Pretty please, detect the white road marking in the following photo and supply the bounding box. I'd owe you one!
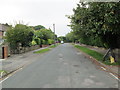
[109,73,120,82]
[101,67,106,71]
[0,76,9,84]
[20,68,23,70]
[0,67,24,84]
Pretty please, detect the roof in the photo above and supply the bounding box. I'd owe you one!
[0,24,8,32]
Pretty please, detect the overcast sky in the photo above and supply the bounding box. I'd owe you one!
[0,0,79,36]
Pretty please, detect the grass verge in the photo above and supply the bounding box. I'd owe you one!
[34,43,60,54]
[49,44,58,48]
[34,48,50,54]
[74,45,120,65]
[0,70,7,76]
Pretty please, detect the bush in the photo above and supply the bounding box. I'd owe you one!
[48,39,53,45]
[5,24,34,53]
[42,39,46,45]
[34,38,41,45]
[31,40,37,46]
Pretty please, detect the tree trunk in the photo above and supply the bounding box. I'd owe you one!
[103,48,116,62]
[103,48,110,61]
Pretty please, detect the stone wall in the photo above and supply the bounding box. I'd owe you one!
[11,45,40,54]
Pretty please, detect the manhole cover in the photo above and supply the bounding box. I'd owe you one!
[73,65,80,67]
[76,71,79,73]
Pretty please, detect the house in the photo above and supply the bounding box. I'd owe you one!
[0,23,9,59]
[0,24,8,45]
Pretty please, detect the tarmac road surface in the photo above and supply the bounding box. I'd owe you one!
[2,43,118,88]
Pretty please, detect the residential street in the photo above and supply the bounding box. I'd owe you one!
[2,44,118,88]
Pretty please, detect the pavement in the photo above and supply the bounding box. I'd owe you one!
[1,43,119,88]
[0,47,48,77]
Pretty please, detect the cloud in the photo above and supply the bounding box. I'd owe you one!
[0,0,79,36]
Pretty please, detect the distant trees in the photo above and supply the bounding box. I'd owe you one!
[68,2,120,49]
[66,32,78,43]
[33,28,55,45]
[58,36,66,43]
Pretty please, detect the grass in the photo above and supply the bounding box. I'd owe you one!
[0,70,7,74]
[75,45,103,61]
[34,43,60,54]
[49,44,57,48]
[74,45,120,65]
[49,43,61,48]
[34,48,50,54]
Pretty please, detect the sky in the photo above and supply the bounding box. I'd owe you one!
[0,0,80,36]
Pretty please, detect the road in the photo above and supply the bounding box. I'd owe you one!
[2,44,118,88]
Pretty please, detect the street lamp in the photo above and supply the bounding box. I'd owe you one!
[53,24,56,46]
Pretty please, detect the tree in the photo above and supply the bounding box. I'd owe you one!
[58,36,66,42]
[66,32,78,43]
[68,2,120,61]
[68,2,120,48]
[34,28,56,45]
[33,25,45,30]
[5,24,34,53]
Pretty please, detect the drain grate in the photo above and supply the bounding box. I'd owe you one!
[73,65,80,67]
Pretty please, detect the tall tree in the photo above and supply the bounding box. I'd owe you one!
[33,25,45,30]
[68,2,120,49]
[68,2,120,61]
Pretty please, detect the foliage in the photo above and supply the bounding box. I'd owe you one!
[34,28,56,45]
[5,24,34,53]
[39,29,53,40]
[31,25,45,30]
[31,40,37,46]
[58,36,66,42]
[48,39,54,45]
[34,38,41,45]
[66,32,78,43]
[68,2,120,49]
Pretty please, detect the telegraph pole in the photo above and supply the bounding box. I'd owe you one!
[53,24,56,46]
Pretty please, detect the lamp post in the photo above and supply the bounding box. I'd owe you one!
[53,24,56,46]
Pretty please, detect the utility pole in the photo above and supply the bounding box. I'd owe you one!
[53,24,56,46]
